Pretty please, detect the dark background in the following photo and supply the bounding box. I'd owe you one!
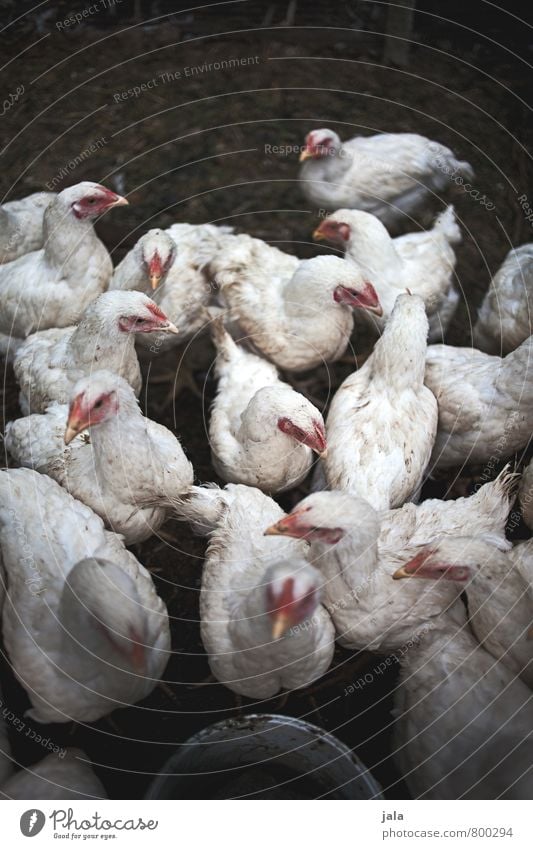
[0,0,532,799]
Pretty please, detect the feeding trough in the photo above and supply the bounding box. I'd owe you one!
[146,713,383,800]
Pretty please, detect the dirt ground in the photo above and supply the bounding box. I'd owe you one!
[1,1,532,799]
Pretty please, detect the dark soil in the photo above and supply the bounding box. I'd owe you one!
[0,1,532,799]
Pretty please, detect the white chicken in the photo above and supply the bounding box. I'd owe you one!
[0,746,106,800]
[299,128,473,226]
[110,223,231,350]
[165,220,233,248]
[0,468,170,724]
[0,182,127,353]
[171,483,334,697]
[13,290,178,414]
[393,537,533,688]
[314,205,461,340]
[265,472,514,651]
[0,190,55,263]
[5,370,194,545]
[425,336,533,468]
[211,233,382,372]
[474,244,533,354]
[323,294,437,510]
[208,316,326,493]
[392,603,533,799]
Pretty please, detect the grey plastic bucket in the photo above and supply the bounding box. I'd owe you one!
[146,713,383,799]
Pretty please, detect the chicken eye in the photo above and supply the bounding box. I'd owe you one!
[93,399,103,409]
[87,198,96,205]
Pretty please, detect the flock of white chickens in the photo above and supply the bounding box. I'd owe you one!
[0,126,532,800]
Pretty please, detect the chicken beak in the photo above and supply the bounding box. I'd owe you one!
[109,195,129,208]
[64,424,78,445]
[264,518,288,537]
[313,226,327,241]
[278,417,327,457]
[299,149,313,162]
[392,549,435,580]
[367,302,384,317]
[148,253,164,290]
[64,417,88,445]
[161,321,180,334]
[303,425,327,457]
[264,511,306,539]
[392,564,413,580]
[271,612,291,640]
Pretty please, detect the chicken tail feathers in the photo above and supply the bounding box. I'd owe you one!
[433,205,462,245]
[491,463,520,501]
[441,151,475,184]
[470,463,519,549]
[165,484,229,535]
[456,159,475,182]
